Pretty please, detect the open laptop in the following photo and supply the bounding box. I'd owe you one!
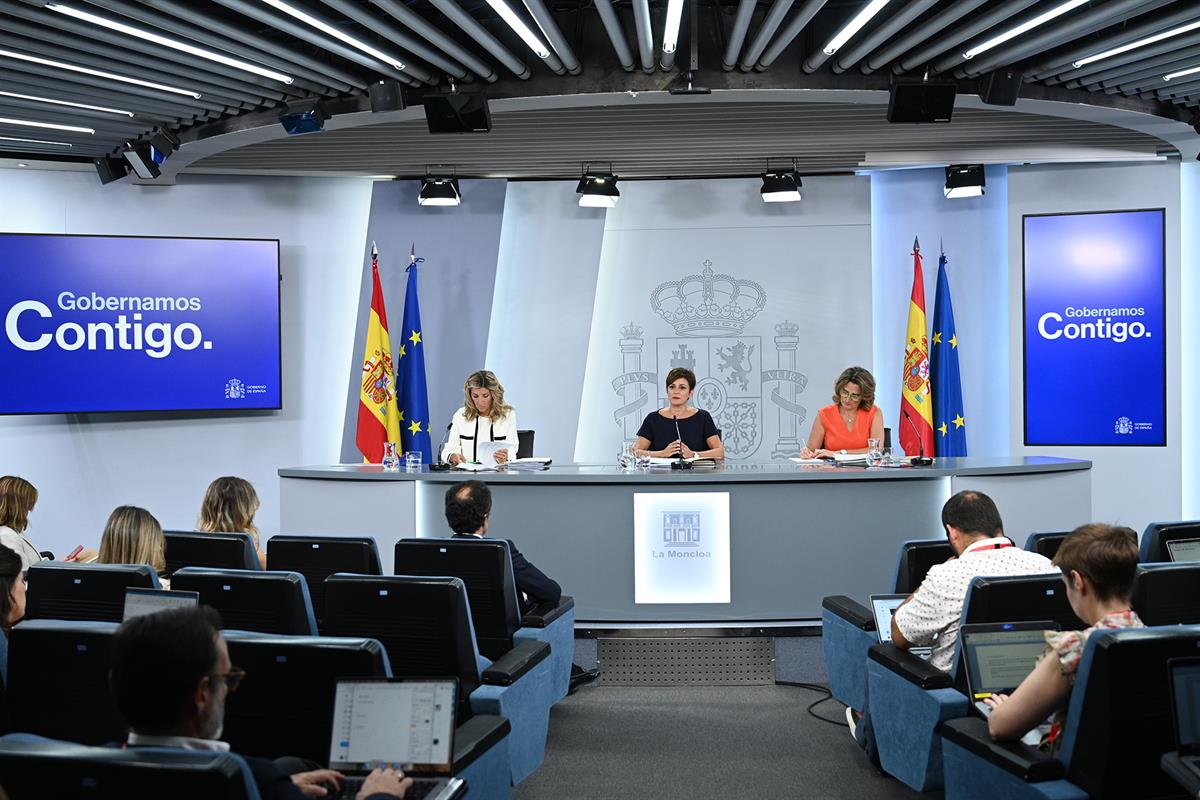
[869,594,931,659]
[961,621,1060,718]
[1167,658,1200,782]
[122,587,199,621]
[1166,538,1200,563]
[328,678,466,800]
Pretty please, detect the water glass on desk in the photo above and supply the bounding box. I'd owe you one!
[404,451,422,472]
[619,439,637,470]
[381,442,399,471]
[866,438,882,467]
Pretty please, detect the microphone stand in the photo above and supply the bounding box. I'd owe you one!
[902,409,934,466]
[429,422,454,471]
[671,413,692,470]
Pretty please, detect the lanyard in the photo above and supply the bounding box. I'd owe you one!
[965,539,1014,553]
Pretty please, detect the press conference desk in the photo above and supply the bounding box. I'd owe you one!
[278,458,1090,624]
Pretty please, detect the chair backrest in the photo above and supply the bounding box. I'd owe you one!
[164,531,259,575]
[962,573,1083,630]
[394,538,521,659]
[322,574,481,721]
[516,429,534,459]
[4,620,124,744]
[265,535,381,625]
[1140,520,1200,563]
[25,562,157,623]
[1061,625,1200,799]
[1131,563,1200,626]
[1023,530,1069,560]
[171,568,317,635]
[222,632,390,764]
[0,734,260,799]
[892,539,953,594]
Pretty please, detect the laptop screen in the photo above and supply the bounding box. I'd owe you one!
[1166,538,1200,563]
[329,679,456,775]
[1170,659,1200,753]
[869,595,906,643]
[122,588,199,621]
[962,626,1054,699]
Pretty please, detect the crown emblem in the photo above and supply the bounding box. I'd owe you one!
[650,260,766,337]
[775,320,799,336]
[620,322,644,339]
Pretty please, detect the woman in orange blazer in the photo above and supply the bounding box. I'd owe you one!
[800,366,885,457]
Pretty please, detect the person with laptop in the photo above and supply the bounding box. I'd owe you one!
[984,523,1144,751]
[110,606,414,800]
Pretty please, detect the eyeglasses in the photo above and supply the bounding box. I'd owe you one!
[839,389,862,401]
[211,667,246,692]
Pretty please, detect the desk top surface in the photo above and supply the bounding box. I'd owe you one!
[279,456,1091,484]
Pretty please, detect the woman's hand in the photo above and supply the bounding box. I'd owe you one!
[799,446,816,459]
[680,443,696,458]
[495,448,509,464]
[448,453,464,466]
[983,693,1010,710]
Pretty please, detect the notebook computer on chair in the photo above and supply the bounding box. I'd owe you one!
[122,587,199,621]
[328,678,466,800]
[1166,538,1200,563]
[960,621,1060,718]
[868,594,931,659]
[1166,658,1200,782]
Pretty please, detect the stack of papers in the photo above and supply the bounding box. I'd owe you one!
[454,457,551,472]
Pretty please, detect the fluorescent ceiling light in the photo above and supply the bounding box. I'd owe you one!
[0,135,72,147]
[662,0,684,54]
[0,90,134,117]
[1072,19,1200,69]
[963,0,1088,60]
[1164,65,1200,81]
[823,0,891,56]
[45,3,293,84]
[0,116,93,134]
[261,0,407,71]
[0,48,202,98]
[485,0,550,59]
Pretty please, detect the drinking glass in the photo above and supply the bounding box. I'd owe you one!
[635,449,652,470]
[403,450,422,472]
[381,442,399,471]
[879,445,898,467]
[619,439,637,470]
[866,438,882,467]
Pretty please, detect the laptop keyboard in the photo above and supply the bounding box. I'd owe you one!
[335,777,441,800]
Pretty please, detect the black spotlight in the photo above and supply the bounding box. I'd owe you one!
[944,164,985,198]
[121,143,160,180]
[149,129,180,160]
[94,155,129,185]
[418,176,461,206]
[369,80,407,113]
[760,170,802,203]
[576,171,620,207]
[279,99,327,135]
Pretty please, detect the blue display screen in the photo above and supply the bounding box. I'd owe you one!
[0,233,281,414]
[1023,209,1165,446]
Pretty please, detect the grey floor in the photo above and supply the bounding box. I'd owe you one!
[513,684,936,800]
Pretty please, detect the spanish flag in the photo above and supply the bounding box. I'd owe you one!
[355,244,401,463]
[900,237,935,459]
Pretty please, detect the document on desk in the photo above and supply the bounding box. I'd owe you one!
[789,457,829,465]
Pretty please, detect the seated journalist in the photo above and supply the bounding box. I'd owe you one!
[800,366,884,458]
[633,368,725,460]
[110,606,411,800]
[985,523,1143,752]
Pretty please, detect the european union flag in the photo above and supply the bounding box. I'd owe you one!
[397,253,432,463]
[931,251,967,457]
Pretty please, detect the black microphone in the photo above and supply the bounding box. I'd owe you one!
[902,409,934,466]
[670,414,692,469]
[429,422,454,471]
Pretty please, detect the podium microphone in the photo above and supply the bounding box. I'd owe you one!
[671,414,692,470]
[429,422,454,471]
[902,409,934,467]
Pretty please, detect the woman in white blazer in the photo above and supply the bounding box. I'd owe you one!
[443,370,518,465]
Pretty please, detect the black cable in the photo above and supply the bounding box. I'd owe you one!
[775,680,851,727]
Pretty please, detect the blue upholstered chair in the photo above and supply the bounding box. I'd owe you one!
[171,567,318,635]
[940,625,1200,800]
[1131,562,1200,626]
[821,537,951,711]
[0,733,262,799]
[865,573,1082,792]
[322,574,552,786]
[24,562,159,623]
[223,630,511,798]
[394,538,576,704]
[1140,520,1200,563]
[4,620,124,744]
[1023,531,1069,560]
[265,535,382,626]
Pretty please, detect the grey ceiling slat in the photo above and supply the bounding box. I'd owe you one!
[831,0,938,75]
[860,0,988,75]
[367,0,495,81]
[0,60,228,113]
[1089,47,1200,92]
[1059,37,1200,87]
[765,0,829,71]
[722,0,755,70]
[893,0,1040,75]
[426,0,537,78]
[0,70,198,121]
[1026,4,1200,80]
[313,0,450,84]
[0,98,149,131]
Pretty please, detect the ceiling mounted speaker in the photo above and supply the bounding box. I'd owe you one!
[887,80,956,124]
[981,69,1022,106]
[368,80,406,113]
[423,90,491,134]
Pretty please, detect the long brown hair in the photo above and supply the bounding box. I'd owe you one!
[0,476,37,534]
[197,477,260,547]
[99,506,166,575]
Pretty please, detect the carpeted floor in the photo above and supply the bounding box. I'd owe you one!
[514,683,938,800]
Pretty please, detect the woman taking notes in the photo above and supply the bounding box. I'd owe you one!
[634,368,725,459]
[444,370,518,466]
[800,366,884,458]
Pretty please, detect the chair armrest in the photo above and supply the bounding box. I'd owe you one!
[481,639,551,685]
[452,713,511,772]
[940,717,1064,782]
[821,595,874,630]
[867,643,952,689]
[38,551,54,561]
[521,595,575,627]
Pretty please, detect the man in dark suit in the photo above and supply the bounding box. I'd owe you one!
[110,606,411,800]
[444,479,561,610]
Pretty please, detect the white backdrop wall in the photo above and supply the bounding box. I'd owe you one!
[1007,161,1182,532]
[1,170,371,558]
[574,176,873,463]
[870,166,1010,456]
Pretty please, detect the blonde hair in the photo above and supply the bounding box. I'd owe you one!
[99,506,166,574]
[198,476,260,548]
[832,366,877,411]
[462,370,513,422]
[0,476,38,534]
